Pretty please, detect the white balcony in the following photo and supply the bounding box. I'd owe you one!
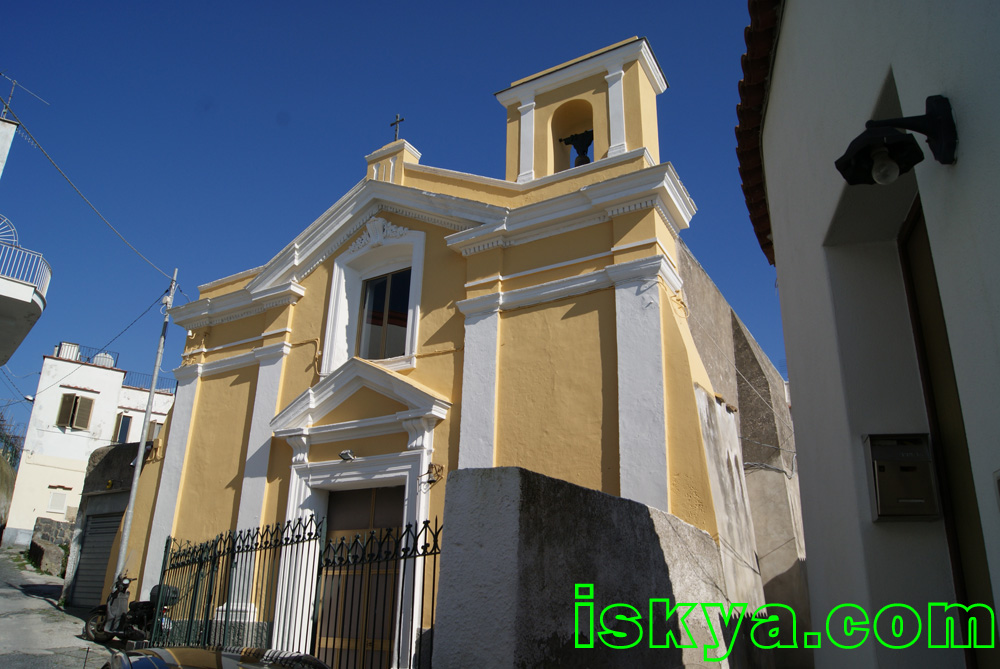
[0,218,51,365]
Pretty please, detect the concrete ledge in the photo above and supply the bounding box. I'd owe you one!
[29,537,65,576]
[433,467,740,668]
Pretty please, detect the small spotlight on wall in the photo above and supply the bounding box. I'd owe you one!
[836,95,957,185]
[339,449,356,461]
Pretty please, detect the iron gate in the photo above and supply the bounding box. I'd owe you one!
[152,516,441,668]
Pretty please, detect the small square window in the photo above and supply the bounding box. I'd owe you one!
[47,491,67,513]
[358,268,411,360]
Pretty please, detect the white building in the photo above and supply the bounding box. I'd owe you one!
[0,117,50,365]
[738,1,999,666]
[1,342,175,546]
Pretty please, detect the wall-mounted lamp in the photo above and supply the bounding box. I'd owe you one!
[420,463,444,487]
[339,449,356,461]
[835,95,957,185]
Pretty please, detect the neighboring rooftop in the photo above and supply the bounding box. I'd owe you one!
[50,341,177,394]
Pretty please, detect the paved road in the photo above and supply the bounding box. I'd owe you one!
[0,546,116,668]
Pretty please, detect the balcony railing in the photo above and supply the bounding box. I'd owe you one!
[123,371,178,394]
[0,241,51,300]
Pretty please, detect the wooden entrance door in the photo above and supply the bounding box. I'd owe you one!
[315,486,405,668]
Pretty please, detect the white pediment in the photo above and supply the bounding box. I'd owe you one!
[246,179,508,292]
[271,357,450,435]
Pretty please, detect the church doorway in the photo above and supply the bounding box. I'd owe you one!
[315,485,405,668]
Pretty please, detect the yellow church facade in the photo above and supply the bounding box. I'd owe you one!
[118,41,802,646]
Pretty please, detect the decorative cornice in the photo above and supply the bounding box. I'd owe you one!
[180,341,291,379]
[171,281,304,329]
[446,163,694,257]
[404,147,654,194]
[372,203,479,232]
[456,254,682,317]
[455,292,503,317]
[255,341,293,363]
[173,364,202,382]
[495,37,666,106]
[606,254,683,293]
[271,357,450,433]
[244,180,505,292]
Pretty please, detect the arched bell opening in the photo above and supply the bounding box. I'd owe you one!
[551,99,594,173]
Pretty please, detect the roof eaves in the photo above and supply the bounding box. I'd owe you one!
[736,0,783,265]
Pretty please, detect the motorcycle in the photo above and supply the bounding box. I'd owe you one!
[83,574,177,644]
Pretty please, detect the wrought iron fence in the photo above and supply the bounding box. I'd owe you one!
[152,517,321,649]
[152,516,442,669]
[313,520,441,669]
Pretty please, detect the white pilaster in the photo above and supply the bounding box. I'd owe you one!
[606,69,627,157]
[517,99,535,183]
[271,463,322,654]
[607,257,670,511]
[139,366,200,598]
[456,296,501,468]
[235,342,291,531]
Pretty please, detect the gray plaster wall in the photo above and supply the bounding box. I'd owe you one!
[696,386,766,612]
[433,467,768,668]
[679,241,811,667]
[678,242,739,405]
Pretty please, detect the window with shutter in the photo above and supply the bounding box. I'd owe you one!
[73,396,94,429]
[56,393,95,430]
[56,394,76,427]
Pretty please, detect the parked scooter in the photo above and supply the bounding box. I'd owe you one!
[83,574,177,643]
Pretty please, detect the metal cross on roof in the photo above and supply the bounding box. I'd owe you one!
[390,113,405,141]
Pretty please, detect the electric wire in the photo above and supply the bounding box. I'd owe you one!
[29,290,168,401]
[0,100,172,281]
[0,73,51,107]
[0,366,27,398]
[676,291,795,438]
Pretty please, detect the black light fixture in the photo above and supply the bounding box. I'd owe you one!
[835,95,957,185]
[339,449,356,461]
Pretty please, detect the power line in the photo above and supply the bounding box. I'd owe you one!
[0,366,27,398]
[677,293,795,439]
[32,290,168,399]
[0,100,172,281]
[0,72,51,110]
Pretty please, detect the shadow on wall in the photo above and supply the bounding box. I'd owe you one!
[433,467,775,668]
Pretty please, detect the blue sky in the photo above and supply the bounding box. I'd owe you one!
[0,1,781,426]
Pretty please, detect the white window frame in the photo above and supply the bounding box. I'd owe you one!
[146,421,163,441]
[47,490,68,513]
[113,413,132,443]
[322,218,425,374]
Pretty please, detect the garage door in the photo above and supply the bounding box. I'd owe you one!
[71,513,123,607]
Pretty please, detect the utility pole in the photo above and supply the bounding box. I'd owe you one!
[115,268,178,579]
